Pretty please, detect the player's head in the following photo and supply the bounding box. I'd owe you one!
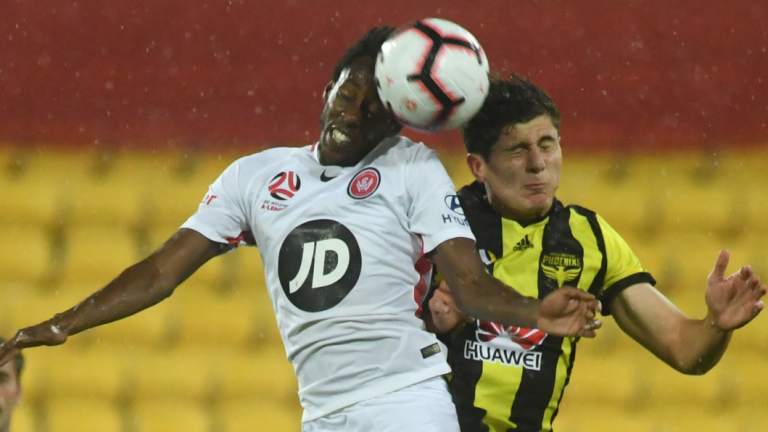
[463,74,562,223]
[0,338,23,432]
[319,26,402,167]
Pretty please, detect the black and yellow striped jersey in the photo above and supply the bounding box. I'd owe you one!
[439,182,656,432]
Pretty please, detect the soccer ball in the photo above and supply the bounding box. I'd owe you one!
[375,18,490,131]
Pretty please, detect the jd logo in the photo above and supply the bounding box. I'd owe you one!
[278,219,361,312]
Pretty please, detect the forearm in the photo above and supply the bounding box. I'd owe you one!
[49,258,177,337]
[668,314,731,374]
[452,271,539,328]
[612,284,732,375]
[431,238,540,328]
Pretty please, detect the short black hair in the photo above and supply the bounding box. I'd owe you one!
[463,74,561,160]
[0,337,23,379]
[330,26,396,83]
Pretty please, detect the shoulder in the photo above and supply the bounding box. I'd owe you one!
[234,145,306,167]
[563,202,628,245]
[370,135,438,164]
[227,145,310,179]
[457,181,486,209]
[563,202,609,227]
[561,201,597,217]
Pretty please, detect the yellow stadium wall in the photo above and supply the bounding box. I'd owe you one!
[2,147,766,432]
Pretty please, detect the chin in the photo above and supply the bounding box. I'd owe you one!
[528,193,552,206]
[526,196,553,215]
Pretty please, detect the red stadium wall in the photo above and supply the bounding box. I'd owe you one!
[1,0,767,152]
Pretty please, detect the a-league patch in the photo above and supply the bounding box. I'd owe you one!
[268,171,301,201]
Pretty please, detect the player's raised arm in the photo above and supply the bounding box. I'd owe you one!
[430,237,599,337]
[610,250,766,374]
[0,228,226,367]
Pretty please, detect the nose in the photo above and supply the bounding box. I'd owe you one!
[338,107,361,129]
[334,95,366,130]
[526,147,546,173]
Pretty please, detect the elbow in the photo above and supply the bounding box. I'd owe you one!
[669,355,717,376]
[675,366,709,376]
[128,259,178,303]
[680,361,716,376]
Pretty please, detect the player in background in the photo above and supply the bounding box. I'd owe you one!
[0,29,600,431]
[425,75,767,432]
[0,338,23,432]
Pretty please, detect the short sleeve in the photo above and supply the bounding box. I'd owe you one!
[598,214,656,314]
[405,145,475,253]
[181,159,252,246]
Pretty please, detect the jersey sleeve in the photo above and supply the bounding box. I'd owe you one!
[405,145,475,253]
[597,214,656,314]
[181,159,252,247]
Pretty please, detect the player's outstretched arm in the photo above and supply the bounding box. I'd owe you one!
[0,228,226,367]
[431,237,599,337]
[610,250,766,375]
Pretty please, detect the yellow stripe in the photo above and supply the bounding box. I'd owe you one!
[474,362,522,431]
[473,217,542,431]
[494,217,542,298]
[541,337,574,431]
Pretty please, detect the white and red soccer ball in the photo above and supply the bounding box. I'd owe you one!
[375,18,490,131]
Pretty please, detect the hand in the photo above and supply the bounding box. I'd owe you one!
[428,280,472,333]
[0,320,70,367]
[705,250,766,331]
[537,287,601,337]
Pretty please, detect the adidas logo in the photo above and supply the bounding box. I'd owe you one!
[512,235,533,252]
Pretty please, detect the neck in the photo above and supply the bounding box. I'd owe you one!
[492,201,552,227]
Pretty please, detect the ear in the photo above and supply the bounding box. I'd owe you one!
[466,153,487,183]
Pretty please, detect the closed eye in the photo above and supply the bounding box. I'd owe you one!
[506,143,528,154]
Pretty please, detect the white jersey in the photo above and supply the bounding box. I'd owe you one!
[182,136,474,421]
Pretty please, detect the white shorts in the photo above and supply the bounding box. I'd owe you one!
[302,376,460,432]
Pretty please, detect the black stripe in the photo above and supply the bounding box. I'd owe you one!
[449,182,502,432]
[444,324,489,432]
[600,272,657,315]
[458,182,503,271]
[571,205,608,296]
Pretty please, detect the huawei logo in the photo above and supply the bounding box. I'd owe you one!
[476,320,547,351]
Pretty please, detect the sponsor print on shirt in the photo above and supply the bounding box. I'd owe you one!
[277,219,362,312]
[442,194,469,226]
[463,320,547,370]
[541,252,582,287]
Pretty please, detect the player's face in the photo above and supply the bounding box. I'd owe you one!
[0,361,20,430]
[319,57,399,166]
[468,115,562,223]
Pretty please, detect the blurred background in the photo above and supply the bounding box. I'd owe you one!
[0,0,766,431]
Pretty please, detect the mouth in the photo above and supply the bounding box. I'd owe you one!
[331,128,351,145]
[323,124,357,149]
[524,182,547,192]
